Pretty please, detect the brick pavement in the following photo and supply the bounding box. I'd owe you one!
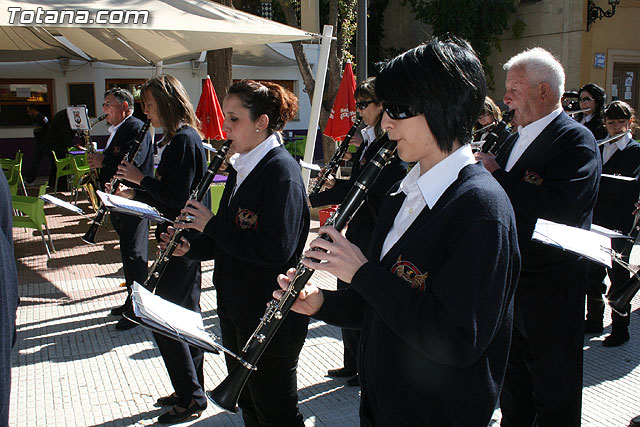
[9,183,640,426]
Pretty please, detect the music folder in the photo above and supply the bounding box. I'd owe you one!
[40,194,84,215]
[96,190,171,223]
[532,218,612,268]
[127,282,221,354]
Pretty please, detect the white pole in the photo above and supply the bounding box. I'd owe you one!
[301,25,333,189]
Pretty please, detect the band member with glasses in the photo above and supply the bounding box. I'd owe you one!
[275,37,520,425]
[113,75,208,424]
[585,100,640,347]
[166,80,310,426]
[575,83,608,140]
[88,88,154,331]
[308,77,406,386]
[475,48,600,426]
[473,96,503,142]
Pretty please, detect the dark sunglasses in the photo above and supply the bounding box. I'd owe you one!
[383,103,421,120]
[355,100,375,110]
[579,96,594,102]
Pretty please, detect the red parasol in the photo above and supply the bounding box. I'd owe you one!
[196,75,226,141]
[324,61,357,142]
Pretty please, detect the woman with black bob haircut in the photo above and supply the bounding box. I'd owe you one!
[275,37,520,425]
[114,74,209,424]
[576,82,608,140]
[167,79,310,426]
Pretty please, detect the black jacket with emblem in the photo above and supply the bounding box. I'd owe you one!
[187,144,310,337]
[316,162,520,426]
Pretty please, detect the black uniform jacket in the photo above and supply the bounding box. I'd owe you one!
[492,111,601,274]
[98,115,153,190]
[576,113,607,141]
[188,145,310,335]
[309,133,407,232]
[317,163,521,426]
[594,138,640,233]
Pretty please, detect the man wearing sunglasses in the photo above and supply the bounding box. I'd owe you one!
[277,37,520,425]
[309,77,407,386]
[475,48,601,426]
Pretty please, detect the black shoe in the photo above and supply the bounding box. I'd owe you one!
[156,393,180,407]
[115,317,138,331]
[602,330,630,347]
[327,367,356,378]
[158,401,207,425]
[584,321,603,334]
[629,415,640,427]
[110,304,127,316]
[346,375,360,387]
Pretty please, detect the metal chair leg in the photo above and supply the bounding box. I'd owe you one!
[44,224,56,253]
[38,229,52,258]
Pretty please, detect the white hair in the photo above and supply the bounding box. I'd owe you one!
[504,47,565,99]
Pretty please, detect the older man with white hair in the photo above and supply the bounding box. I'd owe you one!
[476,48,601,426]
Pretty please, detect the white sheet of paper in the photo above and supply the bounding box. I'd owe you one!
[591,224,630,239]
[96,190,169,223]
[299,159,321,172]
[601,173,636,182]
[40,194,84,215]
[532,218,612,268]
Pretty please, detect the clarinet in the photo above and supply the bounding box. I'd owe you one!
[310,117,363,195]
[145,139,232,292]
[480,110,515,155]
[208,139,398,413]
[82,120,151,244]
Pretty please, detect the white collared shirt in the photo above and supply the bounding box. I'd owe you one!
[602,131,632,164]
[229,133,281,198]
[359,125,377,162]
[581,113,594,125]
[505,107,563,172]
[380,144,477,259]
[104,114,132,150]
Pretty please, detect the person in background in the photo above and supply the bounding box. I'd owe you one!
[87,88,153,331]
[475,47,601,426]
[585,100,640,347]
[276,37,520,426]
[45,109,77,192]
[114,75,208,425]
[0,171,19,427]
[308,77,407,387]
[575,83,608,140]
[24,104,49,184]
[472,96,502,143]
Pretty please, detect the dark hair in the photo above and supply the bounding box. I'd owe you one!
[227,80,298,133]
[579,83,606,120]
[354,77,383,137]
[140,75,200,139]
[481,97,502,122]
[104,87,134,112]
[375,37,487,152]
[605,100,637,134]
[27,103,38,111]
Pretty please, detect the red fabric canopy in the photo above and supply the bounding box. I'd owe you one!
[324,62,357,142]
[196,75,226,141]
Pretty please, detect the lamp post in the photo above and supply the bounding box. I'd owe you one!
[587,0,621,31]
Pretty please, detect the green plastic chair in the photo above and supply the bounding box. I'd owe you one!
[210,184,225,215]
[1,151,26,195]
[12,184,55,258]
[70,154,93,203]
[51,151,74,193]
[285,136,307,158]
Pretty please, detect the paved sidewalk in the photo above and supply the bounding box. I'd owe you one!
[9,184,640,426]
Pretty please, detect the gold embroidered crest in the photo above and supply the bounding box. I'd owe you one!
[391,255,429,292]
[522,170,543,186]
[236,207,258,230]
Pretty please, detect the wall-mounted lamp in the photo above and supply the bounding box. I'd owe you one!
[59,57,70,76]
[587,0,620,31]
[190,59,201,77]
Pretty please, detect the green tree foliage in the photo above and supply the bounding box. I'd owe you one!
[401,0,520,87]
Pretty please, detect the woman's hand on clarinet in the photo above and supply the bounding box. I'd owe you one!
[274,268,324,316]
[115,160,145,185]
[176,200,213,233]
[301,226,367,284]
[158,226,191,256]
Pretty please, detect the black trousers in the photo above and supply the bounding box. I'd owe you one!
[25,142,48,181]
[586,240,631,331]
[219,313,308,427]
[500,265,587,427]
[110,212,149,302]
[153,256,206,408]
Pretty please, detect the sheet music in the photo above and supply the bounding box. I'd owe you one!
[96,190,170,223]
[131,283,221,353]
[591,224,631,239]
[40,194,84,215]
[532,218,612,268]
[299,159,321,171]
[601,173,636,182]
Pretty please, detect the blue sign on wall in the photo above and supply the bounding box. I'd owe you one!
[594,53,606,69]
